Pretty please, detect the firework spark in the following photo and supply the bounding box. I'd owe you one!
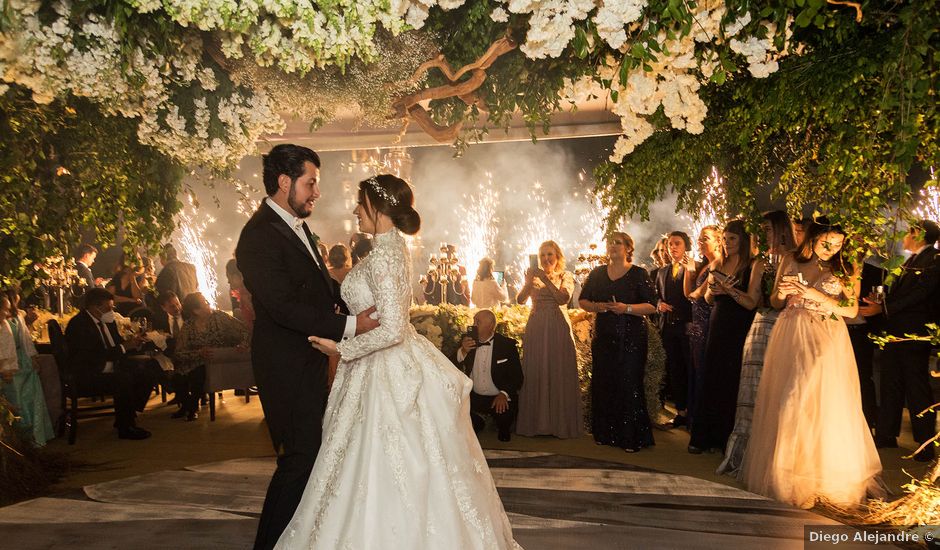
[682,166,728,258]
[458,172,499,298]
[174,196,219,308]
[912,168,940,222]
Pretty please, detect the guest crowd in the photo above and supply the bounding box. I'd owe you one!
[445,214,938,510]
[3,210,937,512]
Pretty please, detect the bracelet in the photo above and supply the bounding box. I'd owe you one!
[626,304,633,314]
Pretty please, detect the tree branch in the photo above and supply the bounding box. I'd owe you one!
[392,36,516,143]
[828,0,863,22]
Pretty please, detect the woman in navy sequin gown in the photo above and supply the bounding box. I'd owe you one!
[684,226,722,428]
[579,232,657,452]
[689,220,763,454]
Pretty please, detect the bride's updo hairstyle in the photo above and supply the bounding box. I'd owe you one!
[358,174,421,235]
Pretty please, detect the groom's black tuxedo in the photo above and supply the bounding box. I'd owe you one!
[236,200,350,550]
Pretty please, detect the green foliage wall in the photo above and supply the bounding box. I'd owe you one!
[0,86,184,287]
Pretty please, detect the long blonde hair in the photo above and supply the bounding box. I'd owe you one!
[539,240,566,273]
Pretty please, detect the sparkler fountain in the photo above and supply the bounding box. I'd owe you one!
[912,168,940,222]
[174,196,219,308]
[683,166,728,260]
[457,172,499,294]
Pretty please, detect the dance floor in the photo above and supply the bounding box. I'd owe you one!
[0,450,892,549]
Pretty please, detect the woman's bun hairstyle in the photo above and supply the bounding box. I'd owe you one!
[358,174,421,235]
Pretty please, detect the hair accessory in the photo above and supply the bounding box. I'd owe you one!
[365,176,398,206]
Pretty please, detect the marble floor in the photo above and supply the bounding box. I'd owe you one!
[0,450,893,549]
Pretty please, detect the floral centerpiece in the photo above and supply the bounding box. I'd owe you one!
[33,255,83,289]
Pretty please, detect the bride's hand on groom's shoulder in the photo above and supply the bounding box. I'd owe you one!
[309,336,340,357]
[354,306,380,335]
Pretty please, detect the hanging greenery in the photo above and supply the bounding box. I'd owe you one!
[593,1,938,263]
[0,85,183,287]
[1,0,935,285]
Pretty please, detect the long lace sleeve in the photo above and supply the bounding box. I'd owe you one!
[336,238,412,362]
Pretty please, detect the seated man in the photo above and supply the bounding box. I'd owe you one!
[151,291,183,351]
[65,288,156,440]
[452,310,523,442]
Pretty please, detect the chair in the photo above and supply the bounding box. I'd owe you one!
[204,347,254,421]
[48,319,115,444]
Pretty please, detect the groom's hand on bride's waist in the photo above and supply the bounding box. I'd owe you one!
[354,306,380,335]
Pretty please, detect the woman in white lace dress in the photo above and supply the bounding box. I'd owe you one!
[278,175,521,549]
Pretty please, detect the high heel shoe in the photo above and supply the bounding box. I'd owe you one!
[186,410,199,422]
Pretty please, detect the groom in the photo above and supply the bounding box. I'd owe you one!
[236,144,379,549]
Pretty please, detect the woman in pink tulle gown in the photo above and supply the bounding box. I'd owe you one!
[741,219,883,509]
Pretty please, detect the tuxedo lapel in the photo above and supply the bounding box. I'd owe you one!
[896,250,930,292]
[489,337,501,371]
[301,222,334,289]
[458,347,477,377]
[259,202,320,272]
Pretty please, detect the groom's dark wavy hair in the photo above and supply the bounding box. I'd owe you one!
[262,144,321,196]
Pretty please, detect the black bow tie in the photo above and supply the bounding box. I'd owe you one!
[476,340,492,347]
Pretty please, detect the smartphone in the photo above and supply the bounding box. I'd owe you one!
[528,254,539,271]
[493,271,504,286]
[465,325,479,342]
[781,273,807,284]
[709,269,731,284]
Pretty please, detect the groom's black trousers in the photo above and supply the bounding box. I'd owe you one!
[253,359,329,550]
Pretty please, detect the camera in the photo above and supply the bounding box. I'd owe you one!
[465,325,479,342]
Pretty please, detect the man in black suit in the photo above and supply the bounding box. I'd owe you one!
[151,291,183,336]
[235,144,379,550]
[655,231,694,428]
[72,243,98,306]
[452,310,523,442]
[150,291,183,355]
[845,261,886,427]
[864,220,940,462]
[155,243,199,301]
[64,288,154,440]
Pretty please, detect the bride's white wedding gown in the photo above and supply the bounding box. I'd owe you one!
[275,229,521,549]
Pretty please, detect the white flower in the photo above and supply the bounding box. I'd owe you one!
[594,0,646,50]
[490,7,509,22]
[723,12,752,38]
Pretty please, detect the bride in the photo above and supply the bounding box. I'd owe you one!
[276,174,522,549]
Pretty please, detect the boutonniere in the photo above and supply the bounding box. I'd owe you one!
[310,231,321,246]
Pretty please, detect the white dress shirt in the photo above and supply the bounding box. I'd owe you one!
[457,335,509,399]
[90,311,119,373]
[169,314,182,337]
[265,198,356,339]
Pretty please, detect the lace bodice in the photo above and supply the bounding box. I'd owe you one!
[781,256,845,316]
[336,229,414,361]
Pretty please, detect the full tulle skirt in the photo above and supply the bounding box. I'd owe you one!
[740,307,883,508]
